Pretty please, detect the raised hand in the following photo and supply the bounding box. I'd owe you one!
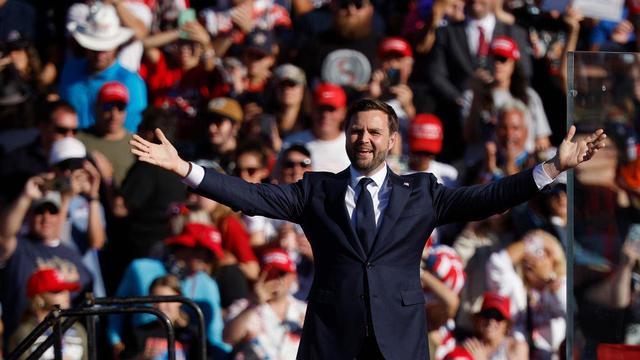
[544,125,606,178]
[129,128,191,177]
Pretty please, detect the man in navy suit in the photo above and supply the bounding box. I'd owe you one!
[131,99,605,360]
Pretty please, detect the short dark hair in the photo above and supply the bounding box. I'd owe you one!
[236,141,268,168]
[344,98,398,134]
[138,107,178,143]
[40,100,76,125]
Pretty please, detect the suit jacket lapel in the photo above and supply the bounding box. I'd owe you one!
[324,169,367,260]
[453,24,475,73]
[369,170,411,259]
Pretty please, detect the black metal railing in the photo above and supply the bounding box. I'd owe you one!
[7,294,207,360]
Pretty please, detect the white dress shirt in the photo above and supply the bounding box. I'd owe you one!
[466,14,497,56]
[183,162,556,228]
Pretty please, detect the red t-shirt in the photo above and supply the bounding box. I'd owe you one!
[219,214,258,264]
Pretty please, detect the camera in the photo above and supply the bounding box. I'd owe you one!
[41,176,71,193]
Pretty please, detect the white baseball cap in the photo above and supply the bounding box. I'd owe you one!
[67,3,135,51]
[49,137,87,166]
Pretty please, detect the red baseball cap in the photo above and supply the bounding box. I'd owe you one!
[490,36,521,61]
[26,268,81,298]
[165,222,225,260]
[408,114,443,154]
[379,37,413,58]
[98,81,129,104]
[480,291,511,320]
[443,346,474,360]
[261,249,296,279]
[313,83,346,109]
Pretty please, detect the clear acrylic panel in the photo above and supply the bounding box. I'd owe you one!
[568,51,640,359]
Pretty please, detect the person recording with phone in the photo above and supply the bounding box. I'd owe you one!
[367,37,416,157]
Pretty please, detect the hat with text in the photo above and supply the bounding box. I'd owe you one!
[67,3,135,51]
[261,248,296,277]
[408,114,443,154]
[379,37,413,58]
[165,222,225,260]
[313,83,346,109]
[48,137,87,167]
[27,268,81,298]
[206,97,243,123]
[479,291,511,320]
[98,81,129,104]
[490,36,520,61]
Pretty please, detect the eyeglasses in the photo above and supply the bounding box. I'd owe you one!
[54,126,78,135]
[235,167,260,176]
[493,55,510,63]
[479,309,506,322]
[33,204,59,215]
[100,101,127,112]
[283,159,311,169]
[338,0,365,9]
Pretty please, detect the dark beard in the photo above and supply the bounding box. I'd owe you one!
[332,14,372,41]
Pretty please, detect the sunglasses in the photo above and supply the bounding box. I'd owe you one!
[33,203,59,215]
[493,55,510,63]
[480,309,506,322]
[54,126,78,135]
[278,80,300,88]
[283,159,311,169]
[235,167,260,176]
[338,0,365,9]
[100,101,127,112]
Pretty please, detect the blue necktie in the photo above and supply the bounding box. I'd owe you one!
[356,178,375,253]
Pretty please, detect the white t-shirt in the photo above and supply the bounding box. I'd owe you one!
[283,130,350,173]
[404,160,459,188]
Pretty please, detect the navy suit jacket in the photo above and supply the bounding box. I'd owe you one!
[196,166,540,360]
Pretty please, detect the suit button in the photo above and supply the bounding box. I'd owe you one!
[366,262,373,269]
[360,294,365,299]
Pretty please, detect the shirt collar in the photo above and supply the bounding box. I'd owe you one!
[349,164,388,189]
[467,13,496,32]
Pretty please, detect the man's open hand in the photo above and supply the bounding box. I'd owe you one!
[129,128,190,177]
[544,125,606,178]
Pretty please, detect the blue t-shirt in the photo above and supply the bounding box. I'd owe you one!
[106,259,231,357]
[0,237,92,342]
[59,58,147,133]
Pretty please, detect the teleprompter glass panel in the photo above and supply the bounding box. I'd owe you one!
[568,51,640,359]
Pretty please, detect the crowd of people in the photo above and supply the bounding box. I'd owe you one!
[0,0,638,359]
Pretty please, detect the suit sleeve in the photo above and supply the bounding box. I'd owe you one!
[431,167,539,226]
[427,28,463,104]
[195,169,307,223]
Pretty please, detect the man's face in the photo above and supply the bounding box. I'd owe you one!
[86,48,117,72]
[331,0,374,40]
[241,50,275,80]
[235,152,268,183]
[345,110,397,176]
[207,117,236,148]
[467,0,495,19]
[311,105,346,140]
[280,150,312,184]
[96,101,127,135]
[495,109,527,156]
[29,204,61,241]
[44,109,78,145]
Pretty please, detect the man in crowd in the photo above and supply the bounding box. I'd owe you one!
[130,97,605,359]
[427,0,532,161]
[182,97,244,174]
[0,177,92,342]
[60,3,147,133]
[223,248,306,359]
[0,100,78,205]
[283,83,350,173]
